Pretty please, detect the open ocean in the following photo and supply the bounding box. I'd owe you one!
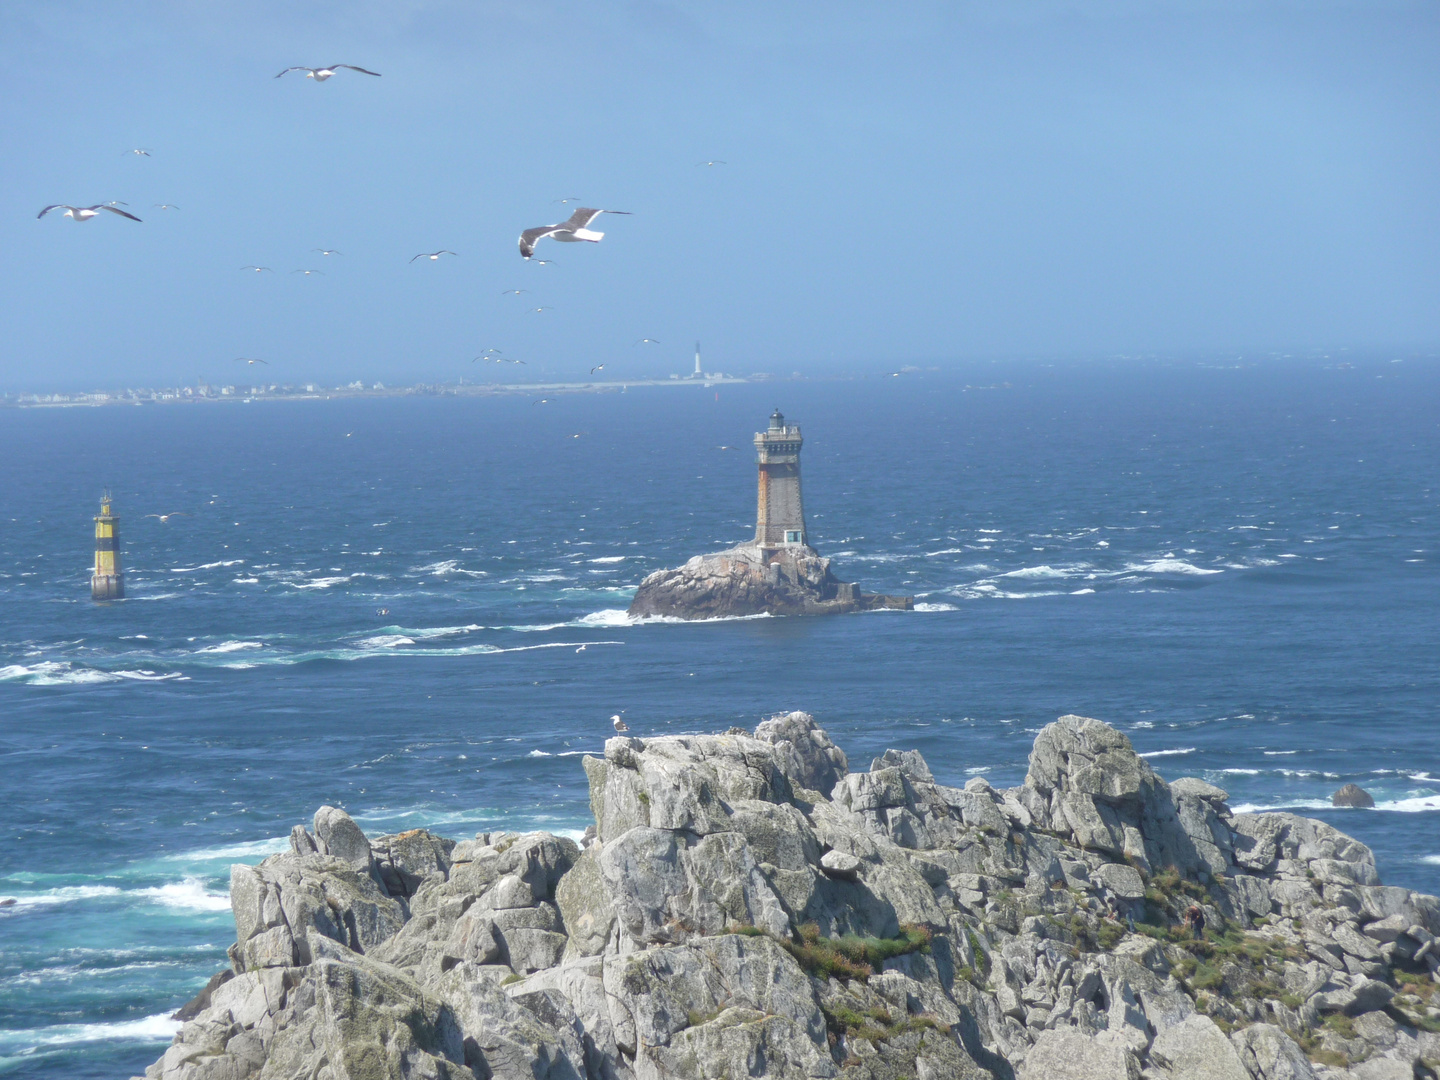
[0,359,1437,1078]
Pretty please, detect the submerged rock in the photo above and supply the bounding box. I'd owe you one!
[139,710,1440,1080]
[628,542,913,619]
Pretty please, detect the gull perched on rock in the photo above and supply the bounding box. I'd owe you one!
[275,64,381,81]
[38,203,141,222]
[519,208,630,259]
[611,714,628,732]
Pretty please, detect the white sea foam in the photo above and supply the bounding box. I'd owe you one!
[1218,768,1260,775]
[194,640,263,655]
[1126,559,1222,576]
[401,625,484,640]
[912,602,956,612]
[1233,797,1440,814]
[1423,856,1440,866]
[291,575,354,590]
[411,560,488,578]
[169,560,244,573]
[1000,565,1085,580]
[1263,750,1298,756]
[6,884,124,907]
[354,635,416,649]
[162,837,287,862]
[588,556,626,564]
[134,878,231,912]
[1070,588,1096,595]
[527,750,553,757]
[924,548,968,557]
[0,662,186,686]
[1138,747,1197,758]
[0,1011,181,1050]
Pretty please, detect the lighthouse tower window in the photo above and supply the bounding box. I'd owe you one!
[784,530,801,544]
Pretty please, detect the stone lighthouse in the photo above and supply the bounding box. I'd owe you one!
[628,410,913,618]
[754,409,806,551]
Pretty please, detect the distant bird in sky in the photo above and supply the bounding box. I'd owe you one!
[37,203,141,222]
[519,208,630,259]
[123,148,152,157]
[292,269,324,276]
[411,250,456,263]
[234,357,268,365]
[527,306,552,314]
[531,259,558,266]
[576,644,587,652]
[241,266,273,273]
[533,398,550,405]
[716,445,736,451]
[553,197,583,204]
[312,248,342,256]
[634,338,660,346]
[500,289,527,296]
[145,512,187,523]
[696,160,726,166]
[275,64,381,81]
[611,714,628,732]
[590,364,605,374]
[153,203,180,210]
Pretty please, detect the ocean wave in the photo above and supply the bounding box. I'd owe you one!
[1423,856,1440,866]
[133,878,231,912]
[194,640,264,655]
[0,662,187,686]
[169,560,244,573]
[3,884,124,907]
[1263,750,1298,756]
[290,575,355,590]
[354,634,417,649]
[1138,747,1197,758]
[912,602,956,612]
[411,560,487,578]
[161,837,287,862]
[1233,796,1440,814]
[0,1012,180,1051]
[924,548,967,557]
[1071,588,1096,595]
[527,750,552,757]
[1000,564,1087,580]
[1217,768,1260,775]
[1125,559,1222,576]
[588,556,626,564]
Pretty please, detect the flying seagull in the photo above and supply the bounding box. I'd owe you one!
[553,197,583,204]
[411,250,456,262]
[234,357,268,365]
[123,148,153,157]
[153,203,180,210]
[292,269,324,276]
[531,259,558,266]
[312,248,342,256]
[533,398,551,406]
[500,289,527,296]
[275,65,381,81]
[527,306,552,314]
[611,714,629,732]
[38,204,141,222]
[696,160,726,166]
[634,338,660,346]
[519,208,630,259]
[590,364,605,374]
[241,266,273,273]
[145,512,187,523]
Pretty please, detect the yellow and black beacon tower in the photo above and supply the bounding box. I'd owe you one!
[92,492,124,600]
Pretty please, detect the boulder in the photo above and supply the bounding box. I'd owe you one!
[1149,1015,1250,1080]
[1333,784,1377,808]
[313,805,376,876]
[1019,1028,1140,1079]
[1230,1023,1317,1080]
[753,710,848,795]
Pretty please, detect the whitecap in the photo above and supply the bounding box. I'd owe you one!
[354,635,416,649]
[134,878,231,912]
[912,602,956,612]
[1218,768,1260,775]
[0,1012,180,1050]
[1423,856,1440,866]
[1070,588,1095,595]
[588,556,626,564]
[4,884,124,907]
[1132,721,1155,729]
[1000,565,1085,580]
[924,548,967,557]
[1126,559,1222,576]
[169,560,244,573]
[1138,747,1197,758]
[161,837,288,862]
[1263,750,1298,756]
[194,640,263,655]
[0,662,118,685]
[527,750,553,758]
[291,575,354,590]
[115,669,188,682]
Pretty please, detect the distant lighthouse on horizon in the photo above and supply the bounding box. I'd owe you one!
[693,342,702,378]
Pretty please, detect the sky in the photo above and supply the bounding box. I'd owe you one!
[1,1,1437,390]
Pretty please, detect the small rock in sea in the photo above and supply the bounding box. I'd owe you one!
[1332,783,1376,808]
[0,897,15,907]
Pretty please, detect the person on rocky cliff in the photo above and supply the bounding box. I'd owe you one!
[1182,903,1206,938]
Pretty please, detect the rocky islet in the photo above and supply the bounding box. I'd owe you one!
[139,712,1440,1080]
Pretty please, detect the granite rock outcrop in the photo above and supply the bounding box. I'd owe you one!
[139,712,1440,1080]
[627,543,913,619]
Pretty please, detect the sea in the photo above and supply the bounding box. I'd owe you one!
[0,358,1436,1078]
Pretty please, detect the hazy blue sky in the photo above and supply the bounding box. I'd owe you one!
[3,1,1436,389]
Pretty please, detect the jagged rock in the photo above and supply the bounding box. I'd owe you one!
[1019,1028,1140,1079]
[628,542,912,619]
[1150,1015,1249,1080]
[143,711,1440,1080]
[755,710,849,795]
[1230,1023,1317,1080]
[1332,784,1376,808]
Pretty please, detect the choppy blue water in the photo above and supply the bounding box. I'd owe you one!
[1,359,1437,1078]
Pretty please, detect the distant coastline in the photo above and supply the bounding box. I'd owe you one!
[0,373,759,409]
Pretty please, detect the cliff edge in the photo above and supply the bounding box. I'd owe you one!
[628,543,914,619]
[139,713,1440,1080]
